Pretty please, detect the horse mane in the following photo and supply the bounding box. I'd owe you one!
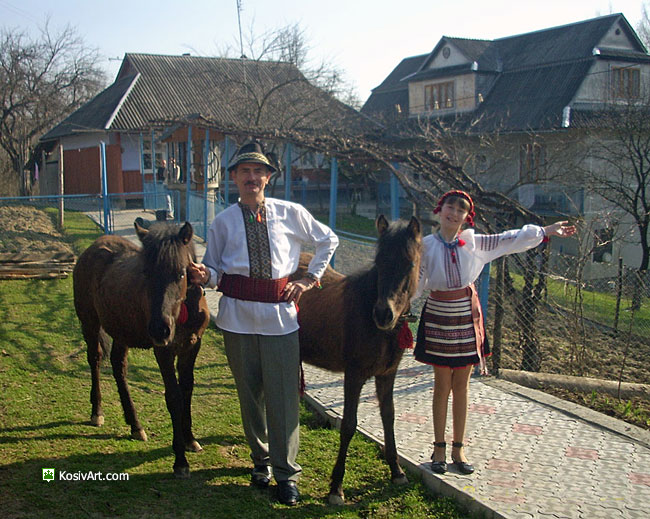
[139,224,195,273]
[343,218,419,317]
[374,219,418,263]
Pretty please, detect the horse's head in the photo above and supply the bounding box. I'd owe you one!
[135,221,195,347]
[372,215,422,330]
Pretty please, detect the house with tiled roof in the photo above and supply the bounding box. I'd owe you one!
[364,13,649,131]
[363,13,650,273]
[40,53,365,197]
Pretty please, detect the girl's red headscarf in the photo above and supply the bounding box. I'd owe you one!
[433,190,475,226]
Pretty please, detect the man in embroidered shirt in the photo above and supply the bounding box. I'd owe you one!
[189,140,338,506]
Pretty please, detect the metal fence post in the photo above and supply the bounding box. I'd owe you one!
[479,261,491,313]
[284,142,292,202]
[100,142,111,234]
[151,129,157,206]
[57,144,64,230]
[204,132,209,239]
[329,156,338,267]
[139,133,145,192]
[390,165,400,221]
[186,125,192,222]
[224,136,230,206]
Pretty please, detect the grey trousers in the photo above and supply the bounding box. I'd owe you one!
[223,330,302,482]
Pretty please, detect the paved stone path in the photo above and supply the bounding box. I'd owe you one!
[113,210,650,519]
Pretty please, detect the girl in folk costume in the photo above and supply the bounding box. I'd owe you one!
[414,190,576,474]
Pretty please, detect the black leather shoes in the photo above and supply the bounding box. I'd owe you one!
[451,442,474,474]
[277,480,300,506]
[431,460,448,474]
[452,460,475,474]
[251,465,272,488]
[431,441,447,474]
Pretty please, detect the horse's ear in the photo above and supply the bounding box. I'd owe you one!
[376,214,389,236]
[179,222,193,245]
[134,221,148,241]
[408,216,421,237]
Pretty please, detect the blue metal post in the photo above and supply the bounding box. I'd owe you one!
[329,156,339,267]
[284,142,292,201]
[151,129,157,205]
[224,136,230,205]
[139,133,145,191]
[203,131,209,239]
[186,125,192,222]
[478,262,491,313]
[390,165,400,221]
[100,142,111,234]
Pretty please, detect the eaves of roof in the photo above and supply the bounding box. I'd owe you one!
[40,74,138,141]
[594,47,650,63]
[403,63,475,83]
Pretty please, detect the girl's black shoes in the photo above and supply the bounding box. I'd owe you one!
[451,442,475,474]
[430,442,448,474]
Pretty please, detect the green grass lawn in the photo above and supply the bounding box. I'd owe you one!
[0,211,466,518]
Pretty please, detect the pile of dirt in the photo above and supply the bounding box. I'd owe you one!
[0,206,75,278]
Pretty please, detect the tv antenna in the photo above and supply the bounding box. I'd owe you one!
[236,0,245,59]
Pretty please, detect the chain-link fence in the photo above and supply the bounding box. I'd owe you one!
[318,231,650,387]
[488,249,650,385]
[0,194,107,226]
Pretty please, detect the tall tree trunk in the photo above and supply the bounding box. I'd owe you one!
[632,219,649,310]
[519,252,541,372]
[491,256,505,374]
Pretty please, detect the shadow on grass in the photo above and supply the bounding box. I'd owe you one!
[1,440,377,519]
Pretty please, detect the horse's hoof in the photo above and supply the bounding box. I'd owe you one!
[174,466,190,479]
[185,440,203,453]
[132,429,148,441]
[91,414,104,427]
[328,493,345,506]
[392,473,409,486]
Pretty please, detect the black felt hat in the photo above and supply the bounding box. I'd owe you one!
[227,140,277,173]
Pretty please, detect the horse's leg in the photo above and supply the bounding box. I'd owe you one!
[375,372,408,485]
[176,339,202,453]
[110,341,147,441]
[329,366,366,506]
[83,320,104,427]
[154,346,190,478]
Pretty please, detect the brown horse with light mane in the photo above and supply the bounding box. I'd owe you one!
[73,221,210,477]
[292,215,422,505]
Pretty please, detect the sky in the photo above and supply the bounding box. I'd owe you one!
[1,0,648,103]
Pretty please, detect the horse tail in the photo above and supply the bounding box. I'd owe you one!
[98,328,112,360]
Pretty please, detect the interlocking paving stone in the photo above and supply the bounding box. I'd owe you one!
[300,353,649,519]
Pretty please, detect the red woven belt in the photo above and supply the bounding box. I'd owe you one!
[218,273,289,303]
[429,286,472,300]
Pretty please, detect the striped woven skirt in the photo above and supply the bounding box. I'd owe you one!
[414,285,490,370]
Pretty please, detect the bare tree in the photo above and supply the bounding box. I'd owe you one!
[576,100,650,274]
[216,21,361,110]
[0,19,106,194]
[637,2,650,49]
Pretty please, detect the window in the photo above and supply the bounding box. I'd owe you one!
[142,137,164,172]
[593,228,614,263]
[612,67,640,99]
[425,82,454,111]
[519,143,546,182]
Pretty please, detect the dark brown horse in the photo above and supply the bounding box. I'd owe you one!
[73,221,210,477]
[292,215,422,505]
